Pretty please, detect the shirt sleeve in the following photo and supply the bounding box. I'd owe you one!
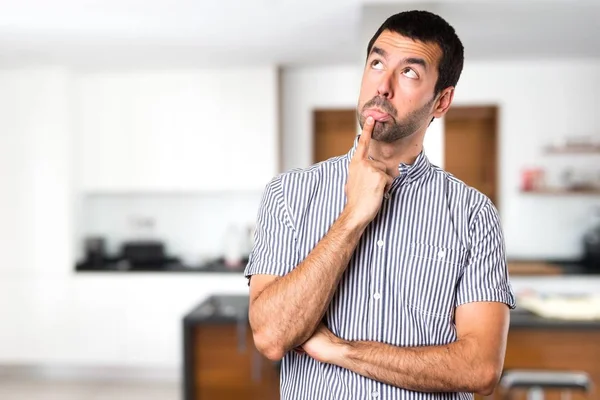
[244,176,298,281]
[456,200,516,309]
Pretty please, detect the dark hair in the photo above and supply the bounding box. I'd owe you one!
[367,10,464,96]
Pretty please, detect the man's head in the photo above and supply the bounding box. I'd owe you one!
[357,10,464,143]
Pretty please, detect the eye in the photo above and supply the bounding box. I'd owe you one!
[371,60,384,70]
[403,68,418,79]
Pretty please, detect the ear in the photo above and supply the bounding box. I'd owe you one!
[432,87,455,118]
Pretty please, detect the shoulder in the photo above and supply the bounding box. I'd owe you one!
[262,154,348,223]
[272,154,348,194]
[426,166,500,236]
[429,165,497,224]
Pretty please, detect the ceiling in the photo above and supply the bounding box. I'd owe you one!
[0,0,598,68]
[363,0,600,62]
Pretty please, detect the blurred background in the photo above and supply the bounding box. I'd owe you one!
[0,0,599,399]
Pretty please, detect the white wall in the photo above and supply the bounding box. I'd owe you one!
[0,66,75,362]
[454,59,600,259]
[0,67,74,279]
[0,66,254,372]
[281,60,600,260]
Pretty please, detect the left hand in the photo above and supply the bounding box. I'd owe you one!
[299,323,347,364]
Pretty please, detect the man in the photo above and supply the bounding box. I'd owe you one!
[245,10,515,400]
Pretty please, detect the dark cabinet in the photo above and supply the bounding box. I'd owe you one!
[183,296,280,400]
[485,328,600,400]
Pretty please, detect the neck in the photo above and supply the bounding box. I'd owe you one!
[368,133,424,178]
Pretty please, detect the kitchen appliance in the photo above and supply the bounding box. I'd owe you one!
[582,206,600,273]
[84,236,106,267]
[119,240,180,269]
[121,240,165,264]
[77,238,183,271]
[583,223,600,272]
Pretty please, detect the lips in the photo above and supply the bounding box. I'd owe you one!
[364,109,392,122]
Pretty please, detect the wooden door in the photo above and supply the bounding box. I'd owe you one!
[313,109,357,163]
[444,106,498,207]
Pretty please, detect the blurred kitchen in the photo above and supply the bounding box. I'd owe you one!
[0,0,599,399]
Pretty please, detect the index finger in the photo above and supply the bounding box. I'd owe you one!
[355,116,374,159]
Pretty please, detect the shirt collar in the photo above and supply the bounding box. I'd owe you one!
[346,135,432,184]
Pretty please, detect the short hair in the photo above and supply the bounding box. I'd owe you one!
[367,10,464,95]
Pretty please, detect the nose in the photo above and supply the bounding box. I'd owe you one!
[376,71,395,99]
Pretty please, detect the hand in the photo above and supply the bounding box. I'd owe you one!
[344,116,394,227]
[300,323,346,365]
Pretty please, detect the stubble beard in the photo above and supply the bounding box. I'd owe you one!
[358,95,437,143]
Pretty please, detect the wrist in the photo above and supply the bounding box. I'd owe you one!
[339,206,368,234]
[332,338,353,366]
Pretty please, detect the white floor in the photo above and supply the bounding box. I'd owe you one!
[0,377,180,400]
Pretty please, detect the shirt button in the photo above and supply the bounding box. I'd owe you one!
[383,192,390,200]
[373,293,381,300]
[377,240,384,247]
[372,391,380,398]
[438,250,446,258]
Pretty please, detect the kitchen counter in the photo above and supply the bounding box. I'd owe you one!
[184,295,249,325]
[183,295,600,400]
[184,294,600,329]
[182,295,277,400]
[77,259,597,276]
[509,307,600,329]
[508,260,597,276]
[76,258,247,274]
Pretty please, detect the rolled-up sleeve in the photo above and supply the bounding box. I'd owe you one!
[456,201,516,309]
[244,176,298,280]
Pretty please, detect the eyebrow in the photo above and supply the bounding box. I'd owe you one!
[370,46,388,59]
[402,57,428,70]
[369,47,429,71]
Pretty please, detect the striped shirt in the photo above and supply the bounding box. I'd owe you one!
[245,136,516,400]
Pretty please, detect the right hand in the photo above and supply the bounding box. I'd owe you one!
[344,116,394,227]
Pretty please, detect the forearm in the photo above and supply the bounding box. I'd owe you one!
[337,339,498,395]
[250,209,366,359]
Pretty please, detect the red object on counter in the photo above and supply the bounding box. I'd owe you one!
[521,168,545,191]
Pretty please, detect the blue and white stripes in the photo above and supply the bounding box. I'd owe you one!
[245,136,516,400]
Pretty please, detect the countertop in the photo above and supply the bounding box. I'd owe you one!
[77,258,598,275]
[184,295,600,329]
[184,295,249,325]
[508,260,597,276]
[76,258,248,274]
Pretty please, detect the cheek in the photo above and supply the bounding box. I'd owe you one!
[396,84,425,109]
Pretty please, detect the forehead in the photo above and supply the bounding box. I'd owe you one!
[371,30,442,70]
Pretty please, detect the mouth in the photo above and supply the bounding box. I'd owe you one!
[363,108,393,122]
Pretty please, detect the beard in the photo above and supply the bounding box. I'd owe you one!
[358,95,436,143]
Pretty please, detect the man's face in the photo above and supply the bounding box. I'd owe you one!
[357,30,443,143]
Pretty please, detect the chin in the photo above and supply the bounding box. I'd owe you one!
[371,123,390,141]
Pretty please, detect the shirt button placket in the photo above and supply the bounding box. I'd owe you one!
[374,239,384,301]
[371,237,384,343]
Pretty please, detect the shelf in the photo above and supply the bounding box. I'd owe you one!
[543,145,600,154]
[521,188,600,195]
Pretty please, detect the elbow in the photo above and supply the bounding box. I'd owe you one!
[252,329,286,362]
[474,363,503,396]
